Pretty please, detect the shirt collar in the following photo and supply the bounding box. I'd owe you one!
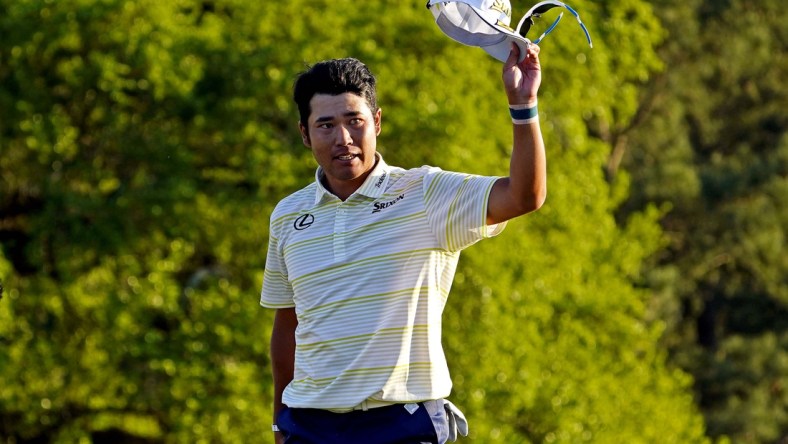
[313,153,391,204]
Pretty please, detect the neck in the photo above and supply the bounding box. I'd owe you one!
[320,156,380,201]
[321,174,364,202]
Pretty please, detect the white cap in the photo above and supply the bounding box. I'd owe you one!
[427,0,593,62]
[427,0,530,62]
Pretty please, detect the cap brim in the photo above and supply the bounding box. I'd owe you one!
[428,0,531,63]
[481,32,530,63]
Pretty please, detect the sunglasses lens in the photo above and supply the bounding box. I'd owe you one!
[518,20,532,37]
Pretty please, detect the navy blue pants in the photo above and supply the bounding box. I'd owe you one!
[277,402,445,444]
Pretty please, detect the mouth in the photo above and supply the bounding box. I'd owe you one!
[335,153,359,161]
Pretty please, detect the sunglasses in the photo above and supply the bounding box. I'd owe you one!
[515,1,593,47]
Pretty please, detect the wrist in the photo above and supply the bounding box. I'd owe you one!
[508,95,538,108]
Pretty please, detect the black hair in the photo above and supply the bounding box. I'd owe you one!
[293,58,378,127]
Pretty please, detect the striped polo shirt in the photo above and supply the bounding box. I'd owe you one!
[261,154,506,410]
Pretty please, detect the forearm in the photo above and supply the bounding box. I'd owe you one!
[271,308,297,435]
[509,117,546,211]
[487,116,546,224]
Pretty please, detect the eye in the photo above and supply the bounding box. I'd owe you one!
[349,118,363,126]
[317,122,333,129]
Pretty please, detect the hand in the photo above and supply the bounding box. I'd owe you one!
[502,42,541,106]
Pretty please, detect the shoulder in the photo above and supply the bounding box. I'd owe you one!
[269,183,318,231]
[412,165,474,189]
[387,164,443,184]
[386,165,487,196]
[377,165,443,198]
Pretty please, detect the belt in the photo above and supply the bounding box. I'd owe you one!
[326,398,401,413]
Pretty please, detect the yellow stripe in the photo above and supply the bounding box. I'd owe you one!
[291,248,440,287]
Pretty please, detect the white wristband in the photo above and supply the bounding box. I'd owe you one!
[272,424,280,432]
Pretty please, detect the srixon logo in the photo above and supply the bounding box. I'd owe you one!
[372,194,404,213]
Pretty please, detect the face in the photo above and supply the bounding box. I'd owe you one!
[300,92,381,200]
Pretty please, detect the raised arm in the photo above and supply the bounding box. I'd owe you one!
[271,307,297,444]
[486,42,546,225]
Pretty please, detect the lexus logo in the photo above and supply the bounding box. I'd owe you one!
[293,214,315,230]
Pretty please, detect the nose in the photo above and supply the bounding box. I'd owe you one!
[335,125,353,146]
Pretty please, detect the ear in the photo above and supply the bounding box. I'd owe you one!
[298,121,311,147]
[374,108,382,136]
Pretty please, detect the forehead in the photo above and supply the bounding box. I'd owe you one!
[308,92,373,122]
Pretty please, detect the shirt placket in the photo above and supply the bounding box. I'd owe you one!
[334,204,348,262]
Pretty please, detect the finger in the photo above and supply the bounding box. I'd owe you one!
[521,44,540,69]
[528,43,540,60]
[504,42,519,69]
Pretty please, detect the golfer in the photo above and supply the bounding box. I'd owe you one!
[261,42,544,443]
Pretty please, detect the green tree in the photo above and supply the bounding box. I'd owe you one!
[434,1,707,440]
[1,0,708,442]
[619,0,788,442]
[1,0,292,441]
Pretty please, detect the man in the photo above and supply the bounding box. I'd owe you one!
[261,42,544,443]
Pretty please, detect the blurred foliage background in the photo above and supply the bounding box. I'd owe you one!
[0,0,785,442]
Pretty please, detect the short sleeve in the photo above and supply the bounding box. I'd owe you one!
[423,168,507,252]
[260,229,295,309]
